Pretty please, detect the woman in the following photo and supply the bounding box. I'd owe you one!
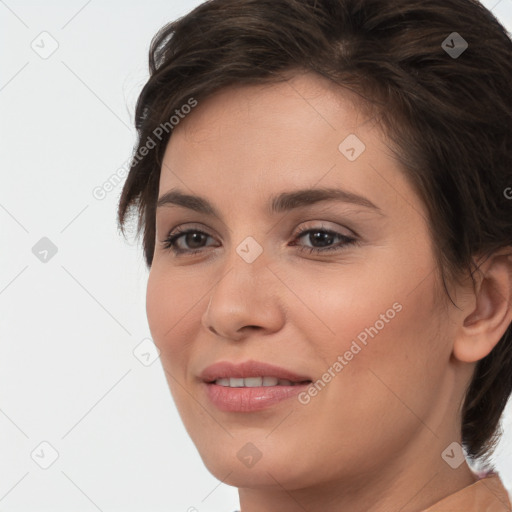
[117,0,512,510]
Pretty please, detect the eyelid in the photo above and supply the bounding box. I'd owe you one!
[292,220,357,238]
[161,219,356,242]
[160,219,361,257]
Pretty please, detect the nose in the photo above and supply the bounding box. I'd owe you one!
[201,253,285,342]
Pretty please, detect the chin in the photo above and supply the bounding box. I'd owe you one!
[196,441,318,490]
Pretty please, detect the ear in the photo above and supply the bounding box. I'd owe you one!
[453,248,512,363]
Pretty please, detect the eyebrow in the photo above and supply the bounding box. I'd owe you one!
[156,187,383,218]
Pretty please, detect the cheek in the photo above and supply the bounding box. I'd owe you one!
[295,248,446,408]
[146,271,198,412]
[280,257,410,358]
[145,270,167,343]
[337,274,448,425]
[145,269,192,356]
[300,280,447,470]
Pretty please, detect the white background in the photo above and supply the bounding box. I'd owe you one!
[1,1,512,510]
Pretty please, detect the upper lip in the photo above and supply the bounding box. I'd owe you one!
[199,360,312,383]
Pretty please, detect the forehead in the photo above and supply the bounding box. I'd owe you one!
[165,72,368,155]
[158,72,424,222]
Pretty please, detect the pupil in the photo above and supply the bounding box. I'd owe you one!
[187,233,205,249]
[311,231,333,247]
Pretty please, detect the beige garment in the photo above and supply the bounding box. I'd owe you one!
[422,473,511,512]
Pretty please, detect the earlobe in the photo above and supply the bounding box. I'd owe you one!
[453,249,512,363]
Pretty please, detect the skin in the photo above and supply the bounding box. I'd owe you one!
[146,71,512,512]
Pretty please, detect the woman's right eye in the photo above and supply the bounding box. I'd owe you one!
[161,228,216,255]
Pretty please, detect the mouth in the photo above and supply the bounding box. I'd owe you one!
[207,376,312,387]
[199,360,313,412]
[199,359,313,385]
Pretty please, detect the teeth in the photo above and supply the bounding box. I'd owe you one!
[230,377,244,387]
[263,376,278,386]
[213,377,300,387]
[244,377,263,387]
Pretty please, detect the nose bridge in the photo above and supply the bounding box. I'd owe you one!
[213,231,270,299]
[219,214,270,270]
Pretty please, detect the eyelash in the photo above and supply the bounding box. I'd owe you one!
[160,225,359,256]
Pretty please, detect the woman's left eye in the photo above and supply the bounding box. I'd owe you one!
[160,226,359,256]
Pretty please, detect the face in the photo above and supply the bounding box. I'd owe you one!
[146,72,460,490]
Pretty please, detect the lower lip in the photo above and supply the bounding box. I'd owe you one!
[203,382,311,412]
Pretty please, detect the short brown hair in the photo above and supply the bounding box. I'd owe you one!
[117,0,512,465]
